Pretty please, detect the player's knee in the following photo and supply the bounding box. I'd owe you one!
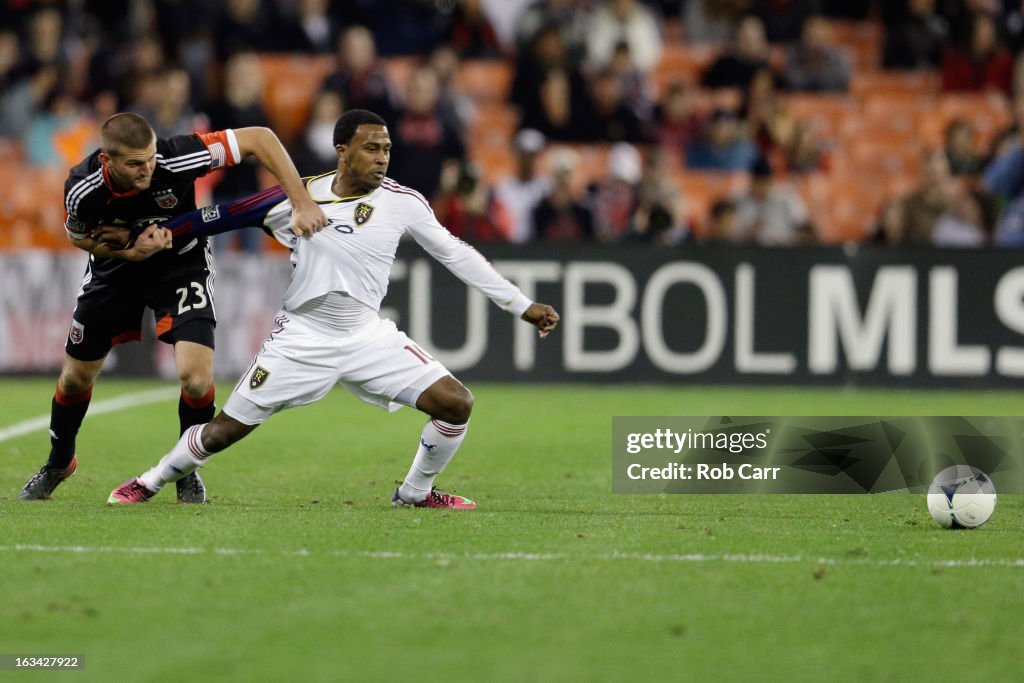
[439,385,474,424]
[58,362,98,394]
[179,368,214,399]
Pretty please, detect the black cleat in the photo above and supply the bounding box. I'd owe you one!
[18,456,78,501]
[175,470,207,504]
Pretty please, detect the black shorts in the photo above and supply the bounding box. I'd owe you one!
[65,245,216,361]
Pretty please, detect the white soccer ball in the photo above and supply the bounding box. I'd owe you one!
[926,466,997,529]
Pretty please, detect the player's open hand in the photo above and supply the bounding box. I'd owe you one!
[522,303,560,339]
[291,200,329,237]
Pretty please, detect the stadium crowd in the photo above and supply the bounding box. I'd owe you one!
[4,0,1024,248]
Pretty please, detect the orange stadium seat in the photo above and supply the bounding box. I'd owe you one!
[850,70,940,99]
[825,20,882,71]
[783,94,859,137]
[468,101,519,151]
[259,54,334,144]
[652,44,714,93]
[456,60,513,102]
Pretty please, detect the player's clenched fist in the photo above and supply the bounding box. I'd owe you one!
[522,303,560,339]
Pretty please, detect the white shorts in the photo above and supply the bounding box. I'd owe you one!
[223,311,451,425]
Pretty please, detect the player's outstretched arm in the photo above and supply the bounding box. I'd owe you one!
[522,303,560,339]
[233,126,328,237]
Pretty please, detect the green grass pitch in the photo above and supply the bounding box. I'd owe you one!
[1,378,1021,682]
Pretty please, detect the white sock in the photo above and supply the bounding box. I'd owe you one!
[398,419,468,502]
[139,424,211,492]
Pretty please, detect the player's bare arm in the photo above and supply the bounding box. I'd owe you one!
[233,126,328,237]
[71,224,172,261]
[522,303,560,339]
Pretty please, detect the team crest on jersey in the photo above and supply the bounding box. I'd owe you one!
[354,202,375,226]
[154,189,178,209]
[249,365,270,389]
[69,320,85,345]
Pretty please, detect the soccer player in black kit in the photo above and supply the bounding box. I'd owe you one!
[18,113,327,503]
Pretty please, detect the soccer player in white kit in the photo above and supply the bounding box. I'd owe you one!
[107,109,560,509]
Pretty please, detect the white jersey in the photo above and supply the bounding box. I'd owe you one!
[261,173,532,317]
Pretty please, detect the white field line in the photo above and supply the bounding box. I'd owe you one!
[0,544,1021,568]
[0,388,179,443]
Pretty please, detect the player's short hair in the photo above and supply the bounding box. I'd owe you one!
[100,113,156,156]
[333,109,387,147]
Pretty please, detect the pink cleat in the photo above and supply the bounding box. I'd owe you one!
[107,478,156,505]
[392,487,476,510]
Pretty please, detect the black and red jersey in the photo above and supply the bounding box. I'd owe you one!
[63,129,242,280]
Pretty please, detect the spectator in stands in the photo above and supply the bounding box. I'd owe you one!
[137,66,202,139]
[533,147,596,241]
[741,66,794,159]
[983,131,1024,246]
[868,197,908,246]
[427,44,476,131]
[783,15,851,93]
[733,156,813,245]
[751,0,819,43]
[276,0,336,54]
[902,148,955,244]
[291,90,346,176]
[214,0,279,61]
[387,66,466,200]
[434,160,511,242]
[0,30,19,92]
[940,13,1013,95]
[321,26,395,120]
[685,108,760,172]
[444,0,503,59]
[515,0,591,67]
[684,0,752,45]
[577,66,646,143]
[509,24,590,140]
[988,92,1024,160]
[494,128,551,243]
[650,79,703,152]
[202,51,273,252]
[586,0,662,73]
[623,148,689,245]
[0,8,66,139]
[932,190,988,247]
[608,40,656,122]
[882,0,949,70]
[114,33,166,110]
[24,87,96,168]
[944,118,983,177]
[702,198,744,244]
[782,120,829,174]
[589,142,642,242]
[701,15,773,91]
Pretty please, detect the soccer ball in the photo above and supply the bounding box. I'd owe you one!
[926,466,997,529]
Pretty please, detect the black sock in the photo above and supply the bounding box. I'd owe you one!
[179,386,215,436]
[46,386,93,469]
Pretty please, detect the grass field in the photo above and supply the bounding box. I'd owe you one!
[1,378,1022,682]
